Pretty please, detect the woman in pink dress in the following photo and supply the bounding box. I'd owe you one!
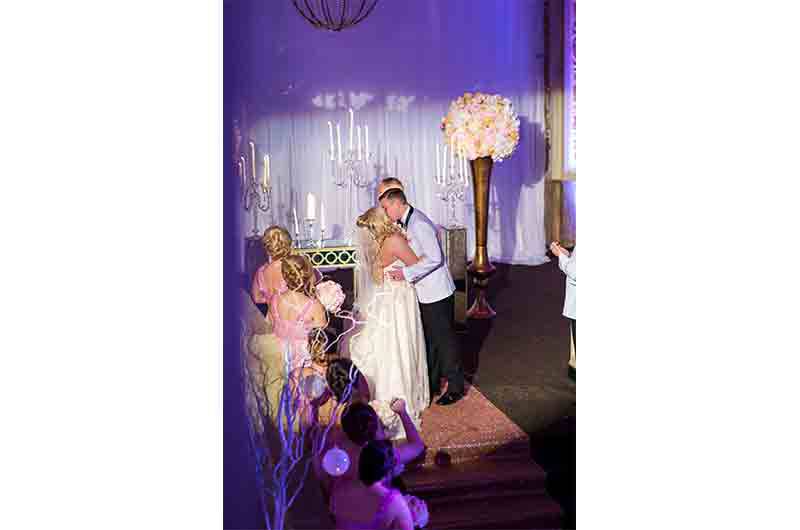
[329,440,414,530]
[270,254,327,373]
[246,254,326,430]
[251,225,291,307]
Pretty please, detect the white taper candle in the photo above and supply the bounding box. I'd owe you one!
[349,108,354,151]
[306,193,316,220]
[336,123,342,164]
[442,145,448,183]
[328,121,335,161]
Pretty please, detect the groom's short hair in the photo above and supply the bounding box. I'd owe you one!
[380,177,404,190]
[380,188,407,204]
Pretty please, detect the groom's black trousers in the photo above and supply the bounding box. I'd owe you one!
[419,294,464,395]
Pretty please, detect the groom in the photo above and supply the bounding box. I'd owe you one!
[379,179,465,406]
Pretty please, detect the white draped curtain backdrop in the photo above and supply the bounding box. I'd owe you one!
[236,0,549,268]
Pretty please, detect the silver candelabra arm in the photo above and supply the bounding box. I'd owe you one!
[330,147,372,245]
[332,148,372,189]
[435,157,469,228]
[242,173,273,236]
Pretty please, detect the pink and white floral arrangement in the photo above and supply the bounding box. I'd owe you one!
[315,280,346,314]
[441,92,520,162]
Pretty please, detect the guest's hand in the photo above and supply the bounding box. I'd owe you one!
[387,268,405,282]
[390,398,407,414]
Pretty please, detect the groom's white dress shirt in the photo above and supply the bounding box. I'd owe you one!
[399,206,455,304]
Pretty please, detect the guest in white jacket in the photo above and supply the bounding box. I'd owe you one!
[550,242,576,378]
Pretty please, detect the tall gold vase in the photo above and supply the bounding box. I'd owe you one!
[467,156,497,319]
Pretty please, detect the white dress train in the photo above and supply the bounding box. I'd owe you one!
[346,260,430,439]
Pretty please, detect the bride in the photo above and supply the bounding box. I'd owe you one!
[344,206,430,439]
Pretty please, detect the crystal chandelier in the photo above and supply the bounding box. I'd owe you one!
[291,0,380,31]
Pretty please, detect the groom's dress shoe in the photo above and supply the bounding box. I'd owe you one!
[435,391,464,406]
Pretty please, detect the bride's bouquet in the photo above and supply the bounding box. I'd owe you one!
[368,400,403,439]
[316,280,346,313]
[441,92,520,162]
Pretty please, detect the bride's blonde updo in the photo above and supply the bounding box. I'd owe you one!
[261,225,293,261]
[356,207,403,282]
[281,254,316,298]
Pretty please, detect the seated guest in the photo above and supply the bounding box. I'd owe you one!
[329,440,415,530]
[315,398,424,501]
[251,225,292,307]
[326,358,372,405]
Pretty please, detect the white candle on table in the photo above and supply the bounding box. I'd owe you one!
[306,192,317,220]
[349,108,354,151]
[328,121,335,161]
[365,125,369,159]
[293,207,300,235]
[357,126,362,160]
[320,201,326,232]
[239,158,245,188]
[336,123,342,164]
[263,154,268,188]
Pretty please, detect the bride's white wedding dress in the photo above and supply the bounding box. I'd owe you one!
[346,259,430,439]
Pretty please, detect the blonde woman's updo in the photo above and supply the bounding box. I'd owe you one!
[281,254,316,297]
[356,207,404,282]
[261,225,293,261]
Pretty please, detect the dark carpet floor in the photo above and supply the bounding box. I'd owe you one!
[461,259,576,529]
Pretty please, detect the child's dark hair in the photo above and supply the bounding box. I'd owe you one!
[341,402,379,446]
[358,440,395,486]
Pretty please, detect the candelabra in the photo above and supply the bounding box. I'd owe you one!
[240,156,272,236]
[304,218,316,246]
[330,147,372,244]
[436,155,469,228]
[332,147,372,189]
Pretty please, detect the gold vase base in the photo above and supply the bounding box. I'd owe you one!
[467,290,496,319]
